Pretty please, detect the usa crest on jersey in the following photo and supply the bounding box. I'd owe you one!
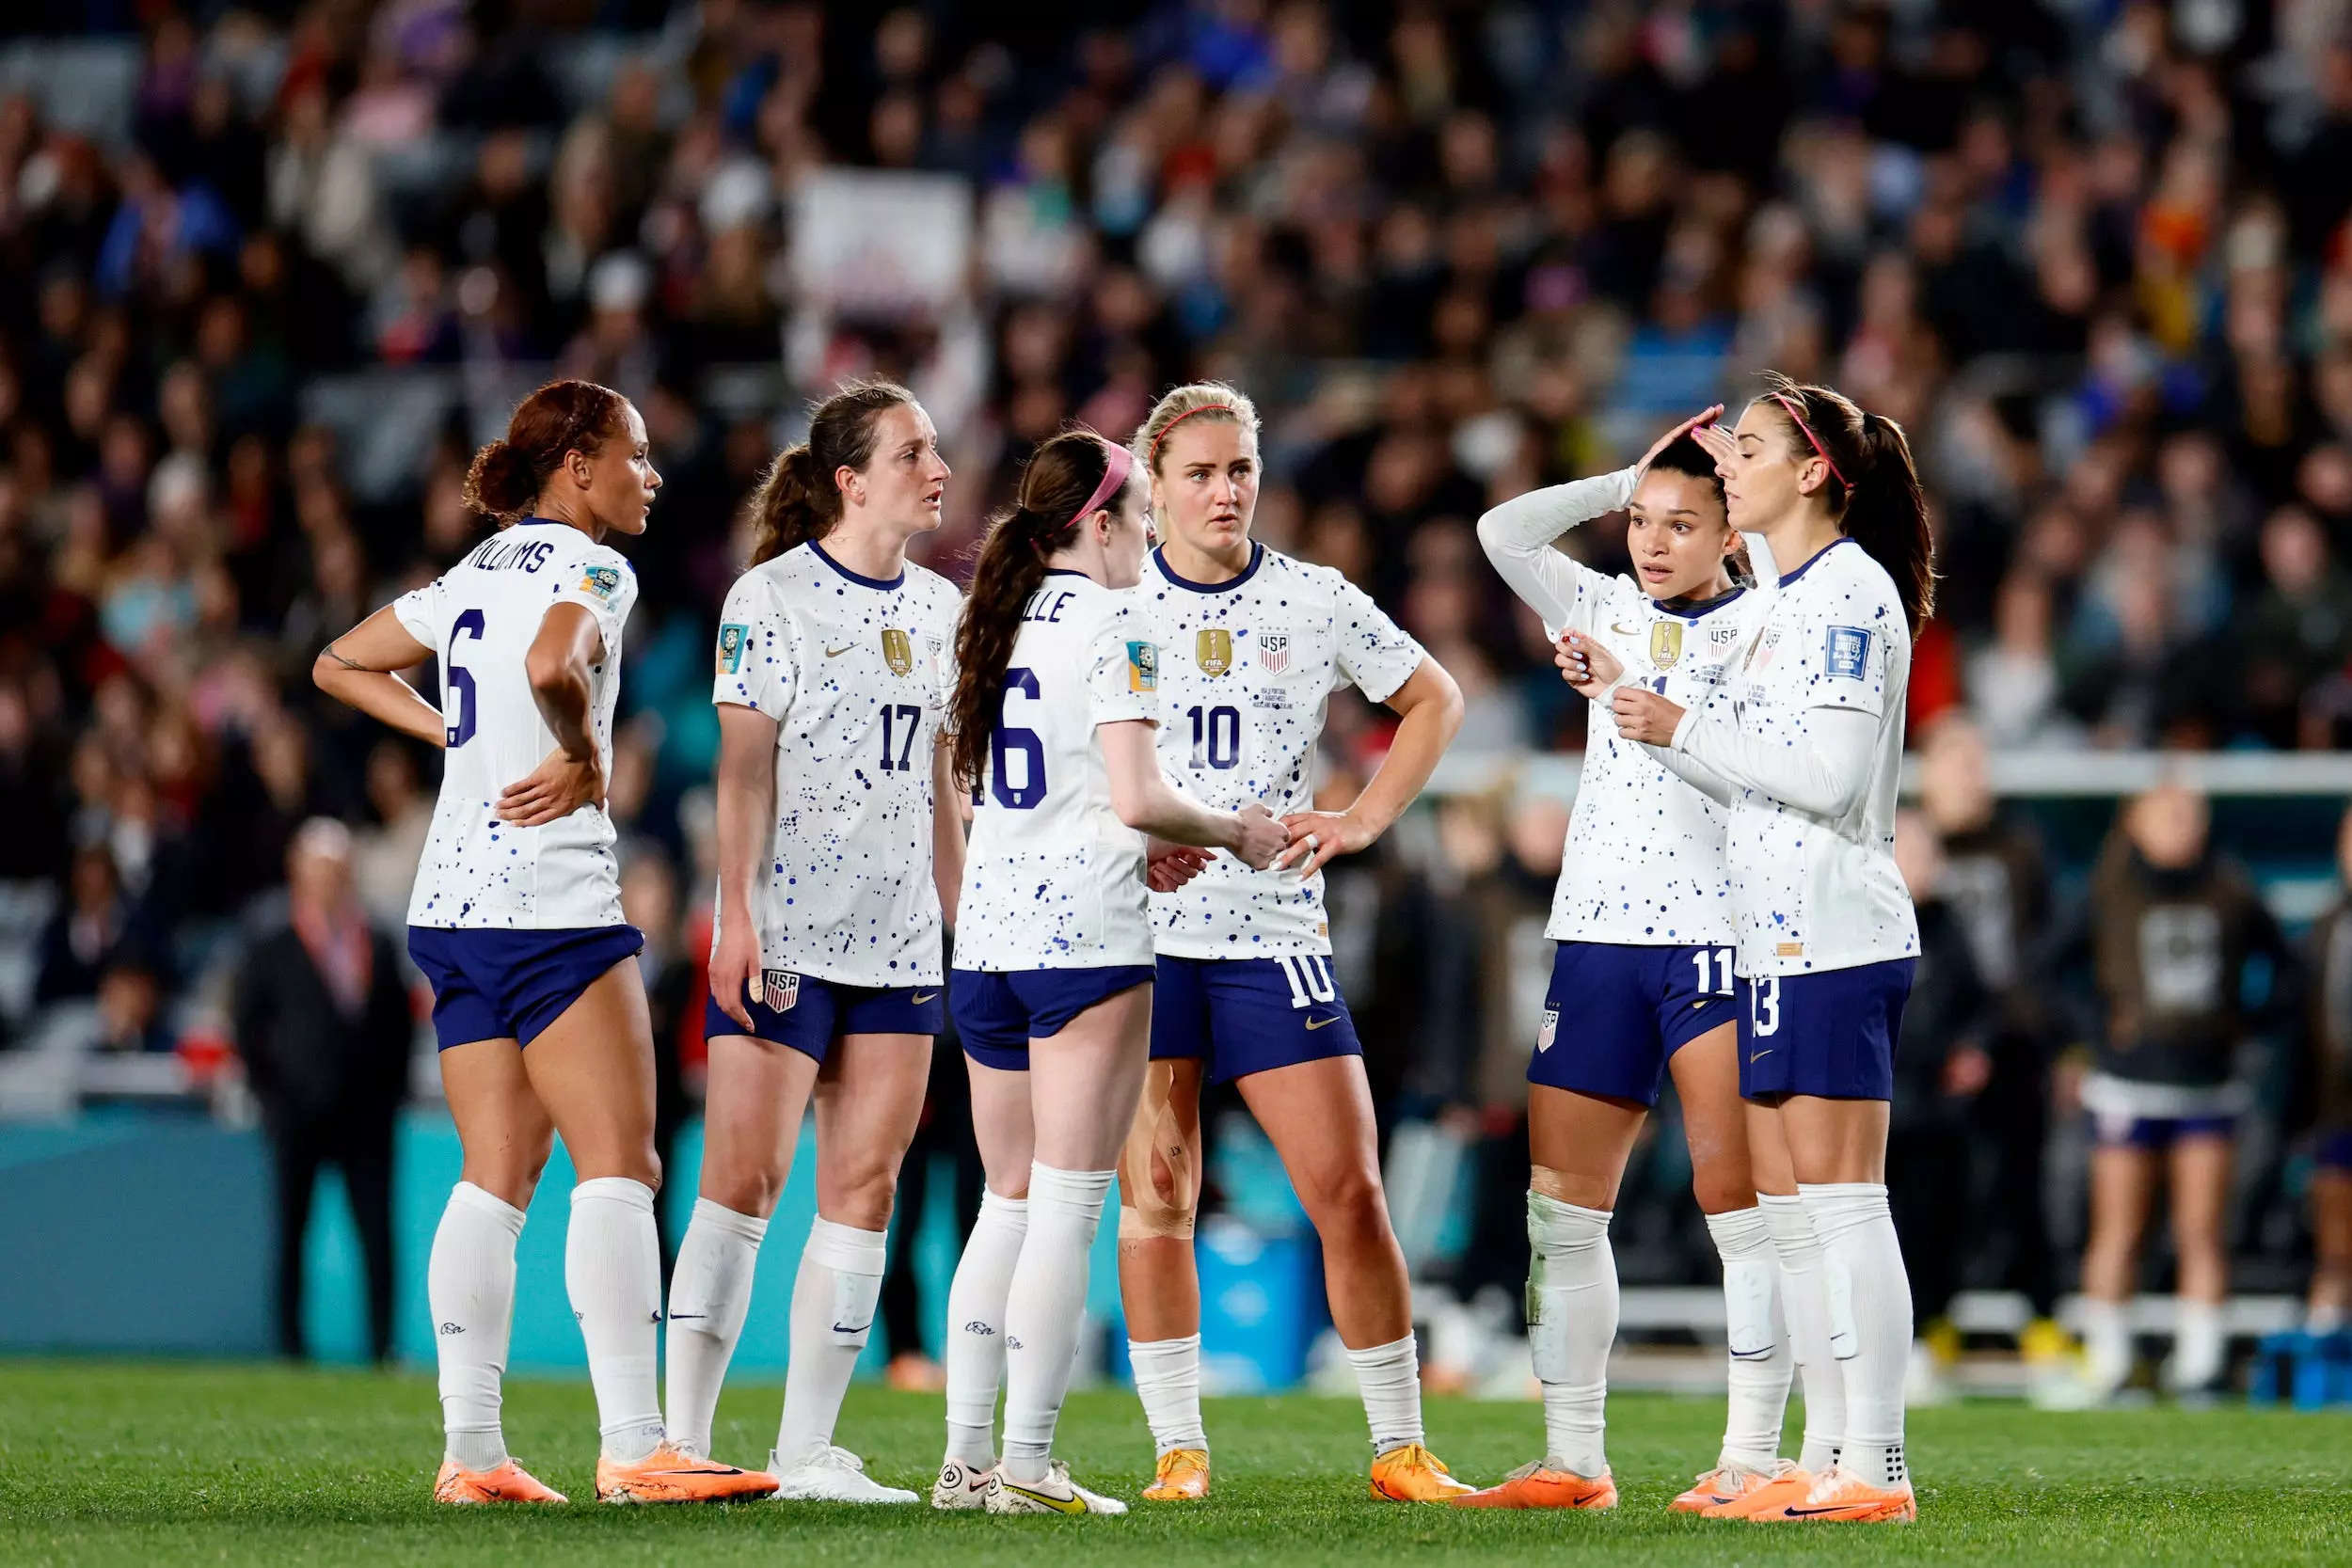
[1196,627,1232,676]
[761,969,802,1010]
[1257,634,1290,674]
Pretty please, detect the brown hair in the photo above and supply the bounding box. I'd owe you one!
[462,379,628,526]
[1753,371,1936,634]
[744,379,916,564]
[947,430,1136,796]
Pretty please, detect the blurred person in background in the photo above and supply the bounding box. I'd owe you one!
[1915,718,2070,1370]
[231,818,412,1364]
[2298,805,2352,1338]
[2058,781,2300,1401]
[618,847,691,1274]
[1885,809,1990,1405]
[36,842,145,1006]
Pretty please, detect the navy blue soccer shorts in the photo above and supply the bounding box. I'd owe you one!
[1528,941,1739,1106]
[1736,958,1915,1101]
[1149,954,1364,1085]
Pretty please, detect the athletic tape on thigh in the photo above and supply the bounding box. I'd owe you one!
[1722,1257,1779,1360]
[1118,1061,1198,1241]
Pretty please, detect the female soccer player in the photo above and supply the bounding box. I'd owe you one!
[932,427,1288,1516]
[1462,408,1800,1513]
[1579,373,1934,1523]
[660,381,962,1502]
[1110,383,1472,1504]
[312,379,775,1506]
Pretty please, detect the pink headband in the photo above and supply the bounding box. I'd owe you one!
[1072,439,1135,528]
[1147,403,1235,467]
[1771,392,1848,488]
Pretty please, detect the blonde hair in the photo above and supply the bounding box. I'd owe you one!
[1131,381,1263,483]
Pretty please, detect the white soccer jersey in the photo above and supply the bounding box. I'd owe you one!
[1480,467,1774,946]
[1691,537,1920,976]
[393,520,637,929]
[953,570,1162,971]
[709,541,961,987]
[1135,544,1425,958]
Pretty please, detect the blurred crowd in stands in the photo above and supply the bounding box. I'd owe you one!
[4,1,2352,1333]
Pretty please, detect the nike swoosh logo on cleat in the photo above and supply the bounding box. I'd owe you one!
[1004,1483,1088,1514]
[1783,1504,1868,1518]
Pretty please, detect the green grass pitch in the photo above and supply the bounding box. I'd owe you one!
[2,1361,2349,1565]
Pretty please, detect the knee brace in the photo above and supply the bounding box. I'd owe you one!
[1118,1062,1198,1242]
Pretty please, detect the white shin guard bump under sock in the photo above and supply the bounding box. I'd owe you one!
[566,1176,667,1463]
[1705,1204,1792,1470]
[429,1181,526,1472]
[662,1197,769,1457]
[1759,1193,1845,1474]
[776,1217,888,1464]
[1000,1164,1114,1483]
[2171,1298,2226,1390]
[1346,1335,1427,1455]
[1129,1334,1207,1456]
[1801,1182,1912,1490]
[944,1187,1027,1467]
[1525,1192,1615,1478]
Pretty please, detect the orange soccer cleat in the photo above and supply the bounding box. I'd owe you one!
[594,1442,779,1505]
[1369,1442,1478,1501]
[433,1457,568,1505]
[1141,1448,1211,1501]
[1753,1466,1915,1524]
[1671,1459,1803,1516]
[1451,1460,1617,1511]
[1705,1464,1815,1519]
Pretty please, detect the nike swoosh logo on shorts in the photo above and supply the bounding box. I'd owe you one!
[824,644,855,657]
[911,991,937,1004]
[1305,1014,1340,1031]
[1749,1050,1771,1062]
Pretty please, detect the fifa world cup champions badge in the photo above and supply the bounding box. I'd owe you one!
[1196,627,1232,676]
[882,626,914,675]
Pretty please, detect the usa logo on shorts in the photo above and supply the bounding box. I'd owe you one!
[1258,634,1290,674]
[1536,1008,1559,1052]
[761,970,801,1010]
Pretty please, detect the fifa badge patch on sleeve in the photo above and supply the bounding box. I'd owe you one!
[580,563,623,602]
[716,622,748,674]
[1127,640,1159,693]
[1824,626,1872,681]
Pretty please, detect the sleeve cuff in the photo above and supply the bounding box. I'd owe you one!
[1668,705,1699,753]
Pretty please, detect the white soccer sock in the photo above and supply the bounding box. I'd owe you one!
[1129,1334,1207,1456]
[1706,1204,1791,1470]
[661,1197,769,1456]
[1000,1164,1113,1483]
[1802,1182,1912,1490]
[1346,1335,1426,1455]
[943,1187,1027,1468]
[776,1217,889,1464]
[2079,1296,2133,1389]
[428,1181,526,1472]
[1526,1192,1614,1477]
[566,1176,667,1463]
[1760,1193,1845,1474]
[2172,1298,2226,1389]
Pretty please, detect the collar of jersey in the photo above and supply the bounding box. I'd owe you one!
[807,538,904,591]
[1042,567,1090,578]
[1152,541,1263,594]
[1776,533,1858,589]
[1654,584,1745,621]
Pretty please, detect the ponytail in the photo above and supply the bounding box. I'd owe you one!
[947,430,1134,795]
[1754,372,1936,634]
[745,378,916,564]
[1847,410,1934,635]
